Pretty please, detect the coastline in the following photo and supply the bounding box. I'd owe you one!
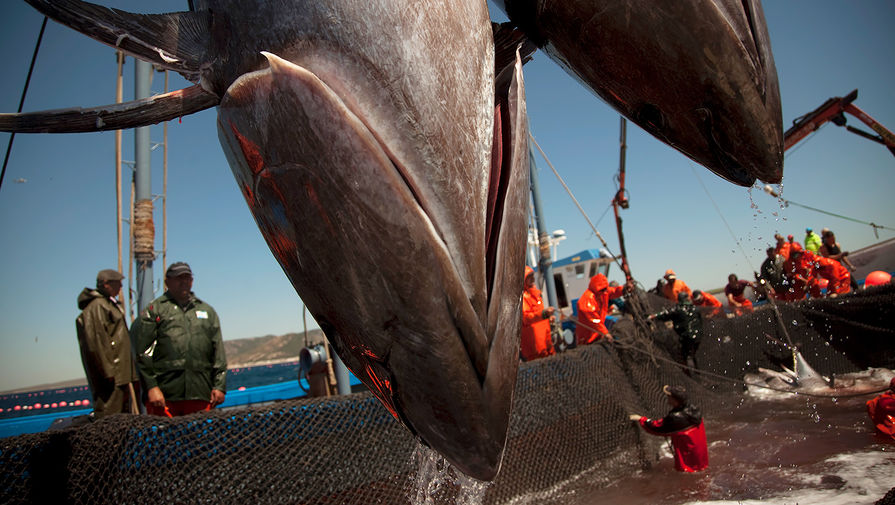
[0,356,302,395]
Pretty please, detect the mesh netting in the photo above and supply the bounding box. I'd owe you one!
[2,284,893,504]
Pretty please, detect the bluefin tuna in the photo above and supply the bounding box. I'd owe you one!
[1,0,784,480]
[493,0,784,185]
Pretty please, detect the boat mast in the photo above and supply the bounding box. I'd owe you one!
[133,59,155,313]
[528,144,560,309]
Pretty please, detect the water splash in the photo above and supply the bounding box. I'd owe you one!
[409,443,490,505]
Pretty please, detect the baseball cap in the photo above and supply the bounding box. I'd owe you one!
[166,262,193,278]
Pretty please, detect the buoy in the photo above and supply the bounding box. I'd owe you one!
[82,399,90,406]
[13,405,21,411]
[238,386,246,391]
[59,401,67,407]
[865,270,892,287]
[51,403,58,408]
[73,400,81,406]
[33,403,42,409]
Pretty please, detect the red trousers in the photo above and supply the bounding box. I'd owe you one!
[147,400,213,417]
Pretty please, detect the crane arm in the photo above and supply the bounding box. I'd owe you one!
[783,89,895,155]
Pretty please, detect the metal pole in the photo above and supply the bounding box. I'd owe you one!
[134,59,154,313]
[115,52,124,277]
[331,347,351,395]
[528,144,559,309]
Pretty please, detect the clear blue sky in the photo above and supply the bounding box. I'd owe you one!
[1,1,893,391]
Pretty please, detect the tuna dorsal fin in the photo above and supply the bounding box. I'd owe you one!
[27,0,210,81]
[0,85,218,133]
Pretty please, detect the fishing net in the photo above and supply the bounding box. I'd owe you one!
[1,284,893,504]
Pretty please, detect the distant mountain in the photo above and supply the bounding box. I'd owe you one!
[224,329,327,367]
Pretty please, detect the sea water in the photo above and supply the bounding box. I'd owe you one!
[537,394,894,505]
[0,360,301,420]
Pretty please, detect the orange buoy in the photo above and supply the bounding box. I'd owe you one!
[864,270,892,287]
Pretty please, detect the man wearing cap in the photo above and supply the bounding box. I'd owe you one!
[691,290,723,318]
[866,378,895,440]
[804,227,822,253]
[76,269,140,417]
[131,262,227,416]
[661,269,692,303]
[629,385,709,472]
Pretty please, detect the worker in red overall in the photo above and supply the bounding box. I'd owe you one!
[521,266,556,361]
[774,233,791,261]
[866,377,895,440]
[630,385,709,472]
[576,273,624,344]
[782,243,813,301]
[807,252,852,296]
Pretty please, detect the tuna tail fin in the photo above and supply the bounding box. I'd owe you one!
[0,85,219,133]
[793,350,830,386]
[26,0,210,81]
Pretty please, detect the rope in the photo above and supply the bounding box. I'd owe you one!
[608,323,889,399]
[529,133,625,272]
[1,16,48,193]
[133,199,156,260]
[558,300,886,399]
[770,195,894,236]
[689,164,756,272]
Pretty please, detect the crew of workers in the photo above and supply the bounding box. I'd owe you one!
[76,262,227,419]
[759,228,859,302]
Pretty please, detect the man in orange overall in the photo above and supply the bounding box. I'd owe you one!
[782,244,813,301]
[576,273,625,344]
[661,269,692,302]
[521,266,556,361]
[806,252,852,297]
[691,290,723,317]
[774,233,791,261]
[866,377,895,440]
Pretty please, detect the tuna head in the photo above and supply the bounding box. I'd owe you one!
[493,0,783,186]
[214,4,531,481]
[14,0,531,480]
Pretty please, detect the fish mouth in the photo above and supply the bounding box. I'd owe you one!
[217,51,523,480]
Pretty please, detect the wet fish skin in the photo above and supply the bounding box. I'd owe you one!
[17,0,528,480]
[492,0,784,185]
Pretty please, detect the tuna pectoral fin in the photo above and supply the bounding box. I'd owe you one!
[480,47,529,478]
[0,85,219,133]
[26,0,209,77]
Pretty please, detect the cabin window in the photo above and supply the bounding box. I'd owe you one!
[588,261,598,278]
[575,264,585,278]
[553,273,568,308]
